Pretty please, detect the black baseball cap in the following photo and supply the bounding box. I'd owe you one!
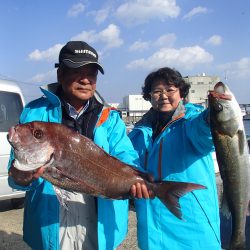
[55,41,104,74]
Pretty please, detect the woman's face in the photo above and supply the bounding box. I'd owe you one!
[150,80,182,112]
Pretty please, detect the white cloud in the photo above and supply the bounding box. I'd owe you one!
[129,40,150,52]
[71,30,98,43]
[67,3,85,17]
[115,0,180,25]
[30,69,56,83]
[129,33,176,52]
[217,57,250,103]
[218,57,250,78]
[90,8,110,25]
[71,24,123,50]
[99,24,123,49]
[28,24,122,65]
[206,35,222,46]
[153,33,176,47]
[28,44,63,62]
[126,46,213,70]
[182,6,208,20]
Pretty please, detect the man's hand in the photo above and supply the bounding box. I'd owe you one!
[130,182,155,199]
[9,161,45,186]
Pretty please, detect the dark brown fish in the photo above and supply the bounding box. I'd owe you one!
[208,82,250,250]
[8,121,206,219]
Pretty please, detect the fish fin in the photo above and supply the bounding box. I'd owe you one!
[53,186,69,210]
[237,130,245,155]
[220,192,231,219]
[152,181,206,220]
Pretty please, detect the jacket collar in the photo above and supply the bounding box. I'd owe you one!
[135,100,186,130]
[39,82,108,107]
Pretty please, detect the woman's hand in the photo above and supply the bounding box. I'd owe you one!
[130,182,155,199]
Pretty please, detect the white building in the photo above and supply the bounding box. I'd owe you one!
[184,73,220,107]
[121,95,151,121]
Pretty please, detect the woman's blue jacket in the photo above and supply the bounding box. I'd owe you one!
[129,102,221,250]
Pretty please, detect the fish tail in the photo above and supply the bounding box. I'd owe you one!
[248,200,250,216]
[229,239,246,250]
[152,181,206,220]
[220,191,231,219]
[230,216,247,250]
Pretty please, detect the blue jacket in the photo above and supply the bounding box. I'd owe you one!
[129,102,221,250]
[8,83,139,250]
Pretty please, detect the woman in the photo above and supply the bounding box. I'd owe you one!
[129,67,221,250]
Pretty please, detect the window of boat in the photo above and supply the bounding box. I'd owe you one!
[0,91,23,132]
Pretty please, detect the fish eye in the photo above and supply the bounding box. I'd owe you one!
[214,102,223,112]
[33,129,43,139]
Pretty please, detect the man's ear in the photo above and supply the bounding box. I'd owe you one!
[57,68,62,82]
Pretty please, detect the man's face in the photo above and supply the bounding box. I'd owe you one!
[58,64,98,109]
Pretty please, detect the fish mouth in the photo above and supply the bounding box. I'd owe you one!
[7,139,17,151]
[44,152,55,168]
[7,137,19,152]
[7,126,16,144]
[208,91,232,101]
[14,152,55,172]
[7,126,23,152]
[208,81,232,100]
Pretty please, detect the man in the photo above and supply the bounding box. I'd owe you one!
[8,41,147,250]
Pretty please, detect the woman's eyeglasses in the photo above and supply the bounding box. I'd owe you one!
[150,88,178,97]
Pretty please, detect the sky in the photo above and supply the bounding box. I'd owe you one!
[0,0,250,104]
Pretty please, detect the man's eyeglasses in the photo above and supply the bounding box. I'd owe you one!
[150,88,178,97]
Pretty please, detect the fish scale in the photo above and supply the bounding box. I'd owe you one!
[209,81,250,250]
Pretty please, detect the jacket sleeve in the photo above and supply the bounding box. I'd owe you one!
[185,108,215,155]
[105,110,140,167]
[96,111,140,248]
[128,128,150,170]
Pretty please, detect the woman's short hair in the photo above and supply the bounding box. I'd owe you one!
[142,67,191,101]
